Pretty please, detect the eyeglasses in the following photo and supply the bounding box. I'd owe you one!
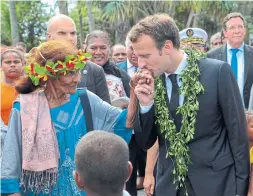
[226,25,244,31]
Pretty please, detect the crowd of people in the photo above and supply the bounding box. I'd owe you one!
[1,11,253,196]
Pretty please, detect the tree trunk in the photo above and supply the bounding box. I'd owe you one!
[186,8,195,28]
[86,0,95,33]
[58,0,68,15]
[9,0,19,45]
[78,6,83,47]
[168,0,176,17]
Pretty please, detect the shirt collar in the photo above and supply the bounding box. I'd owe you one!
[227,42,244,52]
[164,52,188,78]
[127,59,134,69]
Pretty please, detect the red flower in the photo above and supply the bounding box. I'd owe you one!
[46,65,56,76]
[82,58,88,62]
[31,64,35,74]
[66,62,75,70]
[56,64,63,69]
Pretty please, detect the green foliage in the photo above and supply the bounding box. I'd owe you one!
[1,1,53,49]
[154,49,205,196]
[1,1,12,45]
[15,1,53,50]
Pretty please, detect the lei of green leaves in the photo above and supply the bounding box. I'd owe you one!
[154,49,206,195]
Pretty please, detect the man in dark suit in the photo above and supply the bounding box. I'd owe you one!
[207,12,253,109]
[46,14,111,103]
[128,13,249,196]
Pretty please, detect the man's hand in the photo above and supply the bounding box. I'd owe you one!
[144,173,155,196]
[8,194,21,196]
[132,69,154,106]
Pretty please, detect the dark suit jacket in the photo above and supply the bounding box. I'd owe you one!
[77,60,111,103]
[207,44,253,109]
[134,58,249,196]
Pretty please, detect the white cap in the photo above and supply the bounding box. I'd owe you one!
[179,28,208,43]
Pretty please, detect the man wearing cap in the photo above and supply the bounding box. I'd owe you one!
[207,12,253,109]
[179,28,208,52]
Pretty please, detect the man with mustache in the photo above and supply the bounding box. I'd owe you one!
[208,12,253,109]
[46,14,111,103]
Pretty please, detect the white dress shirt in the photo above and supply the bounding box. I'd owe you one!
[127,59,138,78]
[141,52,188,113]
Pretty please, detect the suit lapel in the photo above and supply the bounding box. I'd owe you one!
[244,45,251,85]
[219,45,227,62]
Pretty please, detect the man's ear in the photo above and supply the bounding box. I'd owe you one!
[73,170,85,190]
[126,161,133,182]
[163,40,173,55]
[222,29,227,39]
[46,32,52,40]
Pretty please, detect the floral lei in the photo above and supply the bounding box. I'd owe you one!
[154,48,206,195]
[25,50,91,86]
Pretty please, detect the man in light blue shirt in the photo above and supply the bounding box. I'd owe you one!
[208,12,253,109]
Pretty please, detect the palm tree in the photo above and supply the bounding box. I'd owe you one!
[9,0,19,45]
[1,1,12,45]
[58,0,68,15]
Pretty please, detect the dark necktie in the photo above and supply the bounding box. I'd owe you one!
[168,74,181,131]
[230,48,239,80]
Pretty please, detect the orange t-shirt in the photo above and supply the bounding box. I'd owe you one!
[1,81,18,125]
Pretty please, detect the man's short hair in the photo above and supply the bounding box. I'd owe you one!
[128,13,180,50]
[222,12,246,30]
[111,44,126,54]
[75,130,129,196]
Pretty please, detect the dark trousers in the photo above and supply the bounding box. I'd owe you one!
[177,176,196,196]
[126,135,147,196]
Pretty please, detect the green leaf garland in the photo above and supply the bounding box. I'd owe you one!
[154,49,206,196]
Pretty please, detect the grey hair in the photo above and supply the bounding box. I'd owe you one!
[75,130,129,196]
[85,30,111,47]
[210,32,222,45]
[222,12,246,30]
[128,13,180,50]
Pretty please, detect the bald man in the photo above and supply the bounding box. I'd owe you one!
[47,14,111,103]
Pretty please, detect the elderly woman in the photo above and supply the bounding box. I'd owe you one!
[1,40,132,196]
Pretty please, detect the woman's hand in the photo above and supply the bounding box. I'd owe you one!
[132,69,154,106]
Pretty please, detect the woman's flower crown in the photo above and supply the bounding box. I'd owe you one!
[25,50,91,86]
